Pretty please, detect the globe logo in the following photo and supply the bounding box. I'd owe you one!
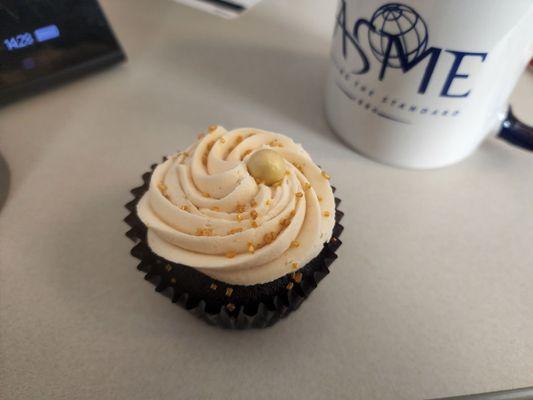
[367,3,429,68]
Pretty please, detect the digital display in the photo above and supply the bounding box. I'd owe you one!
[3,25,60,52]
[35,24,61,43]
[4,32,35,51]
[0,0,124,101]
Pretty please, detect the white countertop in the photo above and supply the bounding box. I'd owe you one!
[1,1,532,399]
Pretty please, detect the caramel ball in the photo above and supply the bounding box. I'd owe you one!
[247,149,286,185]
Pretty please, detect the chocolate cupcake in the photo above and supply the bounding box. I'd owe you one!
[125,126,343,329]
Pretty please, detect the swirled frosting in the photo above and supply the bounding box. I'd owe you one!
[137,126,336,285]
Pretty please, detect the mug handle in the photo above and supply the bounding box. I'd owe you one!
[498,107,533,151]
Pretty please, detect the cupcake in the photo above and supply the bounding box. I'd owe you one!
[125,126,343,329]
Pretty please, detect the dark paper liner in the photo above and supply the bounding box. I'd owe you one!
[124,162,344,329]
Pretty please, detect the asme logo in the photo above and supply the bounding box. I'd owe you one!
[334,1,488,98]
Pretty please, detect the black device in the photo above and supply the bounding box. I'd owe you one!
[0,0,125,102]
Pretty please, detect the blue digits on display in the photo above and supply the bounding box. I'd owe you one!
[3,32,34,51]
[3,25,61,51]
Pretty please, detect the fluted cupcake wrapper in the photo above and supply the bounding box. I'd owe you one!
[124,161,344,329]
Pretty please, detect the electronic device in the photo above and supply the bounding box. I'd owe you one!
[0,0,125,102]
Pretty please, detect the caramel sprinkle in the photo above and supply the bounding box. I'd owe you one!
[158,182,167,192]
[304,182,312,190]
[225,287,234,297]
[323,211,331,217]
[228,227,243,235]
[226,303,236,312]
[293,163,305,173]
[180,205,190,212]
[208,124,218,133]
[293,272,303,283]
[196,228,213,236]
[251,220,258,228]
[295,192,303,198]
[202,191,211,198]
[290,240,300,248]
[235,135,243,144]
[225,251,236,259]
[250,199,258,207]
[211,206,220,212]
[235,204,246,213]
[279,218,290,228]
[250,210,258,220]
[321,170,330,180]
[286,282,294,290]
[318,196,323,202]
[220,137,226,144]
[263,232,276,245]
[291,262,299,270]
[236,214,243,222]
[165,264,172,272]
[209,283,218,290]
[247,242,255,254]
[242,149,252,159]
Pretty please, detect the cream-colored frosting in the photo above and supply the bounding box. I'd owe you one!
[137,126,336,285]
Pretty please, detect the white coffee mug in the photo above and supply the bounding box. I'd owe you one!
[325,0,533,169]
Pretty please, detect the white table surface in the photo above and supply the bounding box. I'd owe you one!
[1,1,532,399]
